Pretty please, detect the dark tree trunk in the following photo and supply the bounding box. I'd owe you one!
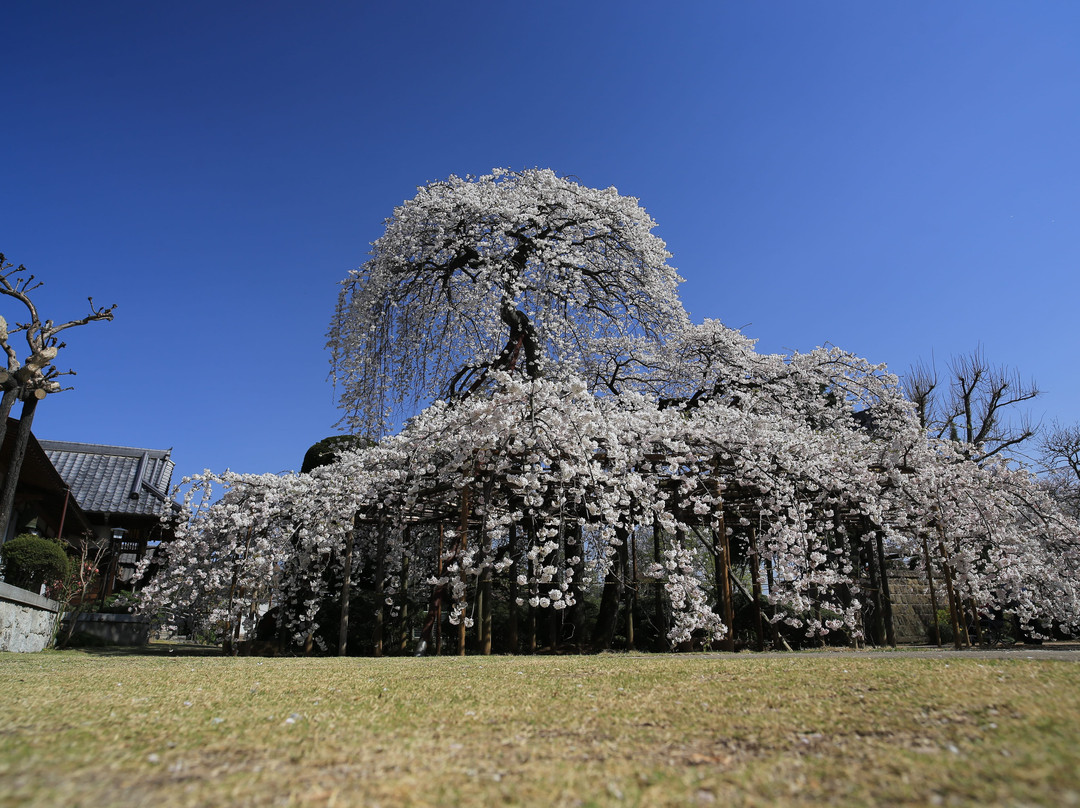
[921,534,941,647]
[626,531,637,651]
[0,385,19,458]
[875,531,896,647]
[478,560,492,655]
[373,516,386,657]
[716,512,734,652]
[399,544,411,654]
[864,537,885,647]
[566,522,586,647]
[457,488,470,656]
[653,517,667,649]
[507,523,519,653]
[338,515,357,656]
[749,529,765,652]
[592,528,629,650]
[0,394,37,542]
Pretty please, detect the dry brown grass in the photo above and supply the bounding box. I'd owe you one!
[1,648,1078,806]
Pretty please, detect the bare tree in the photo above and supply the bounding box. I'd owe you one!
[1040,421,1080,518]
[0,253,115,541]
[904,346,1039,462]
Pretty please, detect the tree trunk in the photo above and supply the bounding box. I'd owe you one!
[0,394,37,542]
[566,522,586,648]
[338,515,357,656]
[749,529,765,652]
[457,487,470,656]
[921,534,941,647]
[875,532,896,647]
[592,528,628,650]
[716,513,735,652]
[653,517,666,649]
[864,537,885,646]
[0,385,19,464]
[373,516,386,657]
[626,531,637,651]
[399,543,411,654]
[507,523,519,653]
[478,561,492,655]
[935,527,963,650]
[527,544,537,654]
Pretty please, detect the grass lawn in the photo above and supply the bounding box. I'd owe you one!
[1,648,1078,807]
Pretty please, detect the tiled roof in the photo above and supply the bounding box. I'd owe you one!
[38,441,175,517]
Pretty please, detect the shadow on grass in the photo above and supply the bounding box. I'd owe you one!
[67,641,224,658]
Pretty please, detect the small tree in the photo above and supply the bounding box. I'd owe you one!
[48,531,110,649]
[0,253,115,541]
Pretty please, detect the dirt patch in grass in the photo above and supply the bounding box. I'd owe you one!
[2,650,1079,806]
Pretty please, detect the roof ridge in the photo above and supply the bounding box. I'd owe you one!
[39,440,172,460]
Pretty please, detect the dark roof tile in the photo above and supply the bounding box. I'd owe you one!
[38,441,175,517]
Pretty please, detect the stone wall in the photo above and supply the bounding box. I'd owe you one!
[0,581,61,652]
[887,566,937,644]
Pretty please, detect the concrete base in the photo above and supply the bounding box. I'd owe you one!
[62,612,150,646]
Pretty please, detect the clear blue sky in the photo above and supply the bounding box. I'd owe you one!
[3,2,1077,482]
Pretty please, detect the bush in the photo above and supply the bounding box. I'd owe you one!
[935,609,955,644]
[1,534,69,592]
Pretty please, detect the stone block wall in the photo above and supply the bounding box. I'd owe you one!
[0,581,61,652]
[887,566,938,644]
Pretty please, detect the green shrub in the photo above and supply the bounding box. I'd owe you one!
[1,534,69,592]
[935,609,955,644]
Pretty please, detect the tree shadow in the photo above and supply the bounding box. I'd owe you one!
[66,641,223,657]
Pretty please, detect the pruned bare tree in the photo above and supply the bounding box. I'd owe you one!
[904,346,1039,462]
[1040,421,1080,518]
[0,253,116,541]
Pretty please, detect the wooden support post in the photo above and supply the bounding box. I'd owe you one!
[458,487,470,656]
[399,539,411,655]
[373,515,386,657]
[935,522,963,650]
[749,528,765,652]
[864,538,885,646]
[653,516,666,648]
[627,530,637,651]
[717,510,734,652]
[435,523,444,656]
[921,534,941,647]
[338,514,357,656]
[507,522,519,653]
[875,532,896,648]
